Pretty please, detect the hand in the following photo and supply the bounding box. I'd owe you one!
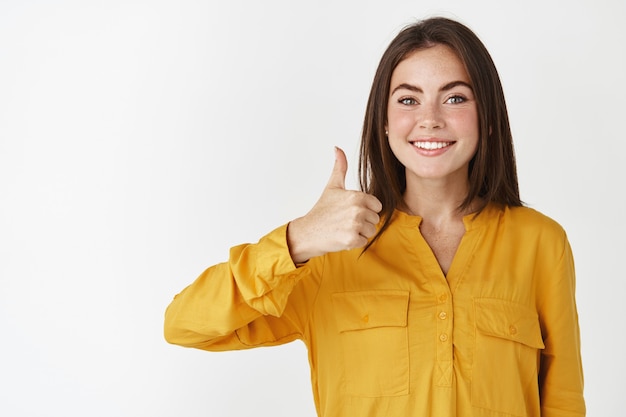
[287,147,383,263]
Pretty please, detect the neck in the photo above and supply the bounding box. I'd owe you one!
[401,175,480,225]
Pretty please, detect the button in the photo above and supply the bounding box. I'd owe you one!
[439,333,448,342]
[438,311,447,320]
[438,294,448,303]
[509,325,517,335]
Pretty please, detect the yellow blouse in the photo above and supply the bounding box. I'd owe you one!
[164,203,585,417]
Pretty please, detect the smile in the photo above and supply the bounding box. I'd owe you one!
[411,141,454,150]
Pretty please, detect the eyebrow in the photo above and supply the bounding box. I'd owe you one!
[391,81,473,95]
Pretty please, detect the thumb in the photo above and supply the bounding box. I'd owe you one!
[326,146,347,189]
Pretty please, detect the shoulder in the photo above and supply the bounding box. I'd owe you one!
[505,205,564,229]
[496,205,569,248]
[477,203,568,244]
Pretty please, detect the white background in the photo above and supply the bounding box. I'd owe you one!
[1,0,624,416]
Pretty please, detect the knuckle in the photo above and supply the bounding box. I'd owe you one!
[350,217,364,232]
[340,232,364,250]
[347,191,367,205]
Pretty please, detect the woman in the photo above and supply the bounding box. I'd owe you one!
[164,17,585,416]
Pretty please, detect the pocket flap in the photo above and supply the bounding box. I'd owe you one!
[474,298,545,349]
[332,290,409,332]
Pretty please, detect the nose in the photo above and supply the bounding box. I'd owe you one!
[418,101,443,129]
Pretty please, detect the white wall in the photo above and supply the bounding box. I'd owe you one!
[1,0,624,415]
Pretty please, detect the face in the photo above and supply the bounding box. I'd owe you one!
[386,44,479,187]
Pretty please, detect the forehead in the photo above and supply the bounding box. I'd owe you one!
[391,44,470,85]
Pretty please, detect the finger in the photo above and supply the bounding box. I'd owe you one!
[326,146,347,190]
[364,195,383,213]
[359,222,378,239]
[362,210,380,227]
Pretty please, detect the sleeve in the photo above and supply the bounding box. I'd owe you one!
[163,224,322,351]
[537,230,586,416]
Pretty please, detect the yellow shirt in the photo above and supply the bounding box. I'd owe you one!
[164,203,585,417]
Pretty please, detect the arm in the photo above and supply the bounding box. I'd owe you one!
[164,147,382,351]
[537,232,586,416]
[164,224,317,351]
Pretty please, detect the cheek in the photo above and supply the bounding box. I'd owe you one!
[387,110,414,133]
[387,134,411,166]
[451,110,479,132]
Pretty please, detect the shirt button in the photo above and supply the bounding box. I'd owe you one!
[438,311,447,320]
[439,333,448,342]
[509,325,518,335]
[438,294,448,303]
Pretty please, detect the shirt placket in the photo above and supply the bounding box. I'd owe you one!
[435,289,453,387]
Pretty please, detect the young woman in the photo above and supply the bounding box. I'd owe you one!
[164,17,585,417]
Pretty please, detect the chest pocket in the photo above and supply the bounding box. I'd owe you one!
[472,298,545,416]
[332,290,410,397]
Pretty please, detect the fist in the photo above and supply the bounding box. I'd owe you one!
[287,147,383,263]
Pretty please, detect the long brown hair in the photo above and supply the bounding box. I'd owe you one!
[359,17,521,248]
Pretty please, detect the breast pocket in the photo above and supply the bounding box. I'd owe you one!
[472,298,545,417]
[332,290,410,397]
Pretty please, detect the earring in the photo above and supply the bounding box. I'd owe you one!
[385,130,389,136]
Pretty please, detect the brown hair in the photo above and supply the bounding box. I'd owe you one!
[359,17,521,248]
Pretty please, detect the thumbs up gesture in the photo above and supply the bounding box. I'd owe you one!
[287,147,383,264]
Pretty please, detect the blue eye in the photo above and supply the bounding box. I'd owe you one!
[447,95,466,104]
[399,97,417,105]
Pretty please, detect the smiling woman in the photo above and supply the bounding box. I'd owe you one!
[386,45,481,274]
[387,46,479,201]
[164,17,586,417]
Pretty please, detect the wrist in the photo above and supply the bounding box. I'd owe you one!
[286,218,314,264]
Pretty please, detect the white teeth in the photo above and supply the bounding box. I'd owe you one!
[412,141,452,150]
